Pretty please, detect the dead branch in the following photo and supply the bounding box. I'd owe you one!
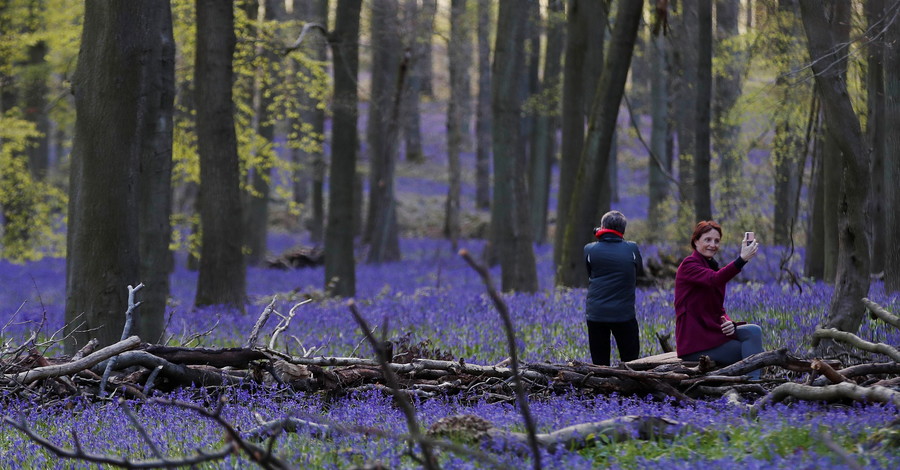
[813,328,900,362]
[812,362,900,386]
[4,336,141,385]
[247,297,278,348]
[862,297,900,329]
[751,382,900,416]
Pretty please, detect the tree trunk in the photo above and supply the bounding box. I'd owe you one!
[712,0,744,222]
[66,0,164,351]
[557,0,644,288]
[866,0,885,277]
[417,0,437,98]
[798,0,872,341]
[445,0,471,249]
[474,0,492,210]
[805,122,826,279]
[693,0,712,222]
[139,2,175,344]
[242,1,275,267]
[884,1,900,293]
[647,30,671,242]
[292,0,328,244]
[194,0,247,311]
[554,0,609,269]
[821,0,851,283]
[365,0,402,263]
[324,0,362,297]
[400,0,425,163]
[772,0,808,246]
[529,0,564,245]
[671,0,698,233]
[491,0,538,293]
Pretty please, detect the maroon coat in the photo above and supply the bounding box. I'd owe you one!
[674,250,744,357]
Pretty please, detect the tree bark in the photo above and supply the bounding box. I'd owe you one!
[474,0,492,211]
[557,0,639,288]
[553,0,609,275]
[66,0,166,351]
[291,0,328,244]
[400,0,426,163]
[647,29,671,242]
[139,2,175,344]
[491,0,538,293]
[365,0,402,263]
[672,0,698,229]
[772,0,808,246]
[194,0,247,310]
[798,0,872,341]
[712,0,744,222]
[445,0,471,249]
[884,0,900,293]
[324,0,362,297]
[529,0,564,245]
[866,0,885,275]
[693,0,712,222]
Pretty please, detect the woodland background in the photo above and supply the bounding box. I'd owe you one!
[1,0,900,468]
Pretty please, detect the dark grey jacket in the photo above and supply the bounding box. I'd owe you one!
[584,233,644,323]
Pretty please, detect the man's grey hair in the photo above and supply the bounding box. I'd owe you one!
[600,210,627,234]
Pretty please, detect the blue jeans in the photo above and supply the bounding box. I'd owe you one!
[680,324,764,379]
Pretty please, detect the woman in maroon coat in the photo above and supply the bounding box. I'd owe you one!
[674,221,764,378]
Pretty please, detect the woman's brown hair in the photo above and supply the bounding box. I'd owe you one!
[691,220,722,250]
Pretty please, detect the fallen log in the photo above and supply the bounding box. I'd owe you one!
[3,336,141,385]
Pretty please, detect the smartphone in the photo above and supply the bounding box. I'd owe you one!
[744,232,755,246]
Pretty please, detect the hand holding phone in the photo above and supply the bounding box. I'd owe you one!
[744,231,755,246]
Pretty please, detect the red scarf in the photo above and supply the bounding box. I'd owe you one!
[594,228,624,239]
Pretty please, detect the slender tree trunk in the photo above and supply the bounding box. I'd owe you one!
[139,2,175,344]
[672,0,697,231]
[445,0,470,249]
[557,0,644,288]
[647,30,671,242]
[365,0,402,263]
[195,0,246,310]
[292,0,328,244]
[417,0,437,98]
[529,0,564,245]
[798,0,872,343]
[693,0,712,222]
[821,0,851,283]
[324,0,362,297]
[492,0,538,293]
[884,1,900,293]
[712,0,744,222]
[554,0,609,268]
[805,120,826,279]
[866,0,885,276]
[66,0,163,350]
[772,0,807,246]
[474,0,492,210]
[401,0,425,163]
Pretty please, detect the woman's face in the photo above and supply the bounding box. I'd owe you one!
[695,229,721,258]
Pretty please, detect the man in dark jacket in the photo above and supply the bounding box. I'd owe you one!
[584,210,645,366]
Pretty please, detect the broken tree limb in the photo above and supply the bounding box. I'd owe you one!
[813,328,900,362]
[246,297,277,348]
[714,348,842,376]
[811,362,900,386]
[492,415,693,453]
[751,382,900,416]
[92,351,244,388]
[4,336,141,385]
[143,345,267,368]
[862,297,900,329]
[811,359,849,384]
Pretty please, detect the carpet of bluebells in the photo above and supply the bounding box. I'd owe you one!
[2,104,900,467]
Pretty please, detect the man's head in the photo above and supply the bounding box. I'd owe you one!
[600,210,627,234]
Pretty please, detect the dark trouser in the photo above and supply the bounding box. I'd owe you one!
[679,324,764,379]
[586,318,640,366]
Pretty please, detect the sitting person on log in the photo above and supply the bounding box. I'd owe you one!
[674,221,764,379]
[584,210,645,366]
